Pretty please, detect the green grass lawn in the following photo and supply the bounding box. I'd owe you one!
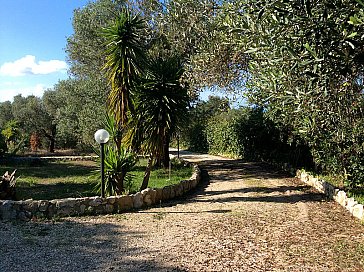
[0,159,193,200]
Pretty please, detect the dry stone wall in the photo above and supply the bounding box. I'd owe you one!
[0,165,201,221]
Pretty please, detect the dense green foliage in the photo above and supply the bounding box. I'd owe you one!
[102,145,138,195]
[180,0,364,188]
[182,96,230,153]
[185,97,313,168]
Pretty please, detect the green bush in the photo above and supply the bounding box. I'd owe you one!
[0,132,7,156]
[195,106,314,168]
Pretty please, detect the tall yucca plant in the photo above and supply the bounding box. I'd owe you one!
[127,55,189,190]
[102,8,146,150]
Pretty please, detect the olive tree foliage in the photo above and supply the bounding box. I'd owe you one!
[65,0,126,147]
[189,0,364,186]
[8,93,61,153]
[66,0,126,79]
[54,78,107,148]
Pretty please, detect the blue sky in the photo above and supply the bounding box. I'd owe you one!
[0,0,243,106]
[0,0,90,102]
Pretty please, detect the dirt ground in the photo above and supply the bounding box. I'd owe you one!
[0,151,363,272]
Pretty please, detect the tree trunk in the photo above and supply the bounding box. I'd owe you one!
[115,172,126,195]
[43,125,56,153]
[140,157,153,191]
[49,138,55,153]
[162,134,170,168]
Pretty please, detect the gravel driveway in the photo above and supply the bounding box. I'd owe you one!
[1,151,363,271]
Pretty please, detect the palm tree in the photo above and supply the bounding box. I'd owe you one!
[102,8,146,150]
[126,54,190,190]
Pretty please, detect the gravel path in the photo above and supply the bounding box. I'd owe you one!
[1,151,363,271]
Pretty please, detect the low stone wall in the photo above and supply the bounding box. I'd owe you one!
[296,169,364,222]
[0,165,201,221]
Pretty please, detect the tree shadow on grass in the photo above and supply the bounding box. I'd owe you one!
[0,219,187,272]
[16,181,99,200]
[0,162,97,181]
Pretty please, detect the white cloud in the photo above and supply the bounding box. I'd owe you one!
[0,84,48,102]
[0,55,67,77]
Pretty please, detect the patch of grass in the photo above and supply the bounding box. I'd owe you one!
[318,174,364,205]
[153,212,166,220]
[318,174,346,188]
[0,160,98,200]
[347,188,364,205]
[0,158,192,200]
[126,159,193,193]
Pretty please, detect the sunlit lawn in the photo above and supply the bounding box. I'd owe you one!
[0,159,193,200]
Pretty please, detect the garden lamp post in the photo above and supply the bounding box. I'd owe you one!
[94,129,110,198]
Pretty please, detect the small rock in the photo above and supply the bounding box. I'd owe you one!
[105,204,114,213]
[107,196,117,205]
[89,197,103,207]
[38,200,49,212]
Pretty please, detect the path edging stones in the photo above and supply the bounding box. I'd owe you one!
[296,169,364,222]
[0,165,201,221]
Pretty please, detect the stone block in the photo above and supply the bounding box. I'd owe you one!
[333,189,340,197]
[174,183,183,197]
[22,200,39,213]
[65,198,77,207]
[47,202,56,218]
[142,188,157,206]
[162,186,171,200]
[56,206,72,217]
[323,182,335,198]
[169,185,176,199]
[38,201,49,212]
[336,190,347,207]
[346,198,358,213]
[79,204,87,214]
[296,169,302,178]
[89,197,104,207]
[107,196,117,205]
[190,177,198,189]
[116,195,133,211]
[133,192,144,209]
[17,211,31,221]
[181,180,190,193]
[154,188,163,204]
[352,204,364,220]
[300,172,308,183]
[105,204,114,213]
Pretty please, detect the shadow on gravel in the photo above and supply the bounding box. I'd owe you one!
[192,192,325,204]
[0,220,187,272]
[202,160,289,180]
[181,159,326,205]
[138,209,232,215]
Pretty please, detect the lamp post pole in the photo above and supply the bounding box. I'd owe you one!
[100,142,105,198]
[94,129,110,198]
